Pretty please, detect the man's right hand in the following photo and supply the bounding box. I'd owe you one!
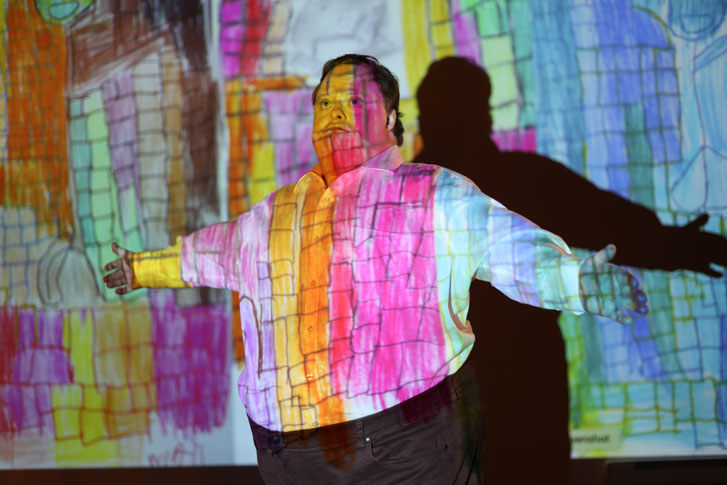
[103,242,138,295]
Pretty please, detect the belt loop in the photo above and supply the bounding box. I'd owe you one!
[356,417,366,449]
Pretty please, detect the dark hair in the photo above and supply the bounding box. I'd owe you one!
[312,54,404,146]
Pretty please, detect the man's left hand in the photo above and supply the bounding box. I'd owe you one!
[579,244,649,324]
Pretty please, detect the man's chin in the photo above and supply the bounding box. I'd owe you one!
[314,130,363,150]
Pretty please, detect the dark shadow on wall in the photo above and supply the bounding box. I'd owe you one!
[412,57,727,485]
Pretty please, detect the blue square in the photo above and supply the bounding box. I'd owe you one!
[641,49,654,70]
[648,131,665,163]
[573,24,598,49]
[657,50,674,68]
[633,318,652,339]
[643,96,660,129]
[617,47,640,70]
[603,105,624,131]
[608,166,630,193]
[588,166,609,189]
[578,49,598,72]
[582,73,600,105]
[600,73,619,104]
[570,5,594,24]
[642,71,657,96]
[606,133,628,163]
[658,70,678,94]
[586,134,608,164]
[584,106,603,133]
[599,47,617,71]
[619,72,642,103]
[664,128,681,161]
[660,95,680,126]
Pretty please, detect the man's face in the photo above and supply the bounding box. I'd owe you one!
[313,63,396,177]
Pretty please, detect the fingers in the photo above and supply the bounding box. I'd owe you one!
[111,242,128,259]
[592,244,616,268]
[103,269,127,288]
[684,213,709,230]
[700,264,724,278]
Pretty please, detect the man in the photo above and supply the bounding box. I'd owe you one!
[104,54,647,484]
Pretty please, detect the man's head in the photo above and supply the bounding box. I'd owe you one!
[311,54,404,182]
[416,57,493,146]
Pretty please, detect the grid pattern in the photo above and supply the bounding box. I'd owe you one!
[546,0,727,455]
[0,1,73,236]
[2,0,232,467]
[178,147,584,432]
[0,301,228,453]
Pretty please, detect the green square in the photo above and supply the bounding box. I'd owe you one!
[72,142,91,169]
[80,217,96,244]
[70,118,87,142]
[94,216,114,242]
[90,192,112,218]
[90,168,109,190]
[476,2,502,37]
[74,168,90,192]
[70,99,83,117]
[91,141,111,168]
[76,190,92,217]
[459,0,480,11]
[84,90,104,113]
[492,103,519,131]
[489,64,518,105]
[87,112,109,141]
[482,35,514,67]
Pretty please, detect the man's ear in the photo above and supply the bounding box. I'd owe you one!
[387,110,396,131]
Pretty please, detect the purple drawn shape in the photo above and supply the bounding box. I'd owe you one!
[0,384,54,435]
[37,310,64,347]
[105,71,140,194]
[150,292,229,434]
[220,0,243,23]
[12,309,71,385]
[221,25,243,78]
[452,7,482,64]
[492,128,537,152]
[108,116,137,147]
[104,92,135,124]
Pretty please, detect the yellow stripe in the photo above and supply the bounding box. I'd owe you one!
[270,185,305,428]
[130,237,188,288]
[401,0,433,96]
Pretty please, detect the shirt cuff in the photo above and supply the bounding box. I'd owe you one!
[129,237,190,289]
[562,256,585,314]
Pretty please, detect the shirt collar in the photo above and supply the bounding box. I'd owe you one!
[295,145,403,193]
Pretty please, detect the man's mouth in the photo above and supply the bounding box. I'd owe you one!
[323,126,349,133]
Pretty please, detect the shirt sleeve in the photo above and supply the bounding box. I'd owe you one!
[179,218,243,292]
[440,169,585,313]
[129,237,189,289]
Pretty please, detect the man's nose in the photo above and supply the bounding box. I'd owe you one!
[331,104,345,120]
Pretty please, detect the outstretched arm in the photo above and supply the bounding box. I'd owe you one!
[579,244,648,325]
[103,238,188,293]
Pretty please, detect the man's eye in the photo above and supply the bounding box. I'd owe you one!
[351,98,361,106]
[320,100,330,108]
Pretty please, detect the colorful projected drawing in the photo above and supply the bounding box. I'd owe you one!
[1,0,726,468]
[1,0,232,468]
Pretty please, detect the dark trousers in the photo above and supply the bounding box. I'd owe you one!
[250,360,486,484]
